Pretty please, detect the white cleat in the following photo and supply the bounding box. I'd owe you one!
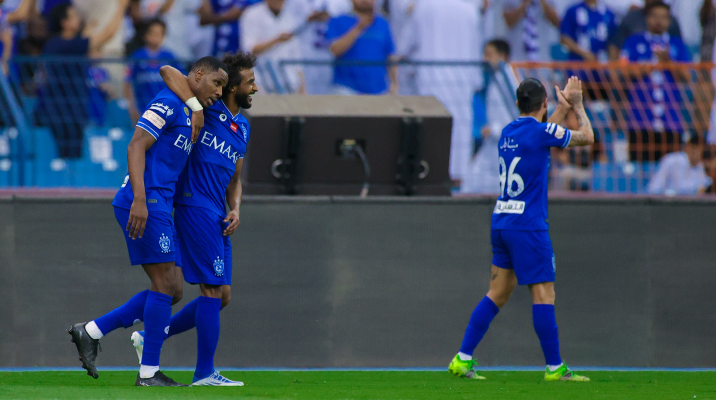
[192,371,244,386]
[130,331,144,365]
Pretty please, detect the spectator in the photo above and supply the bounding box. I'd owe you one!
[620,1,690,162]
[397,0,480,185]
[124,18,178,123]
[560,0,617,63]
[1,0,39,72]
[704,151,716,193]
[18,13,48,56]
[240,0,305,93]
[41,0,70,17]
[285,0,352,94]
[200,0,262,58]
[141,0,209,61]
[326,0,397,95]
[502,0,560,62]
[607,0,683,61]
[462,39,519,194]
[39,0,128,159]
[700,0,715,62]
[647,134,711,195]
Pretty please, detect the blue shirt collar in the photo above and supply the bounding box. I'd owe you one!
[218,99,240,122]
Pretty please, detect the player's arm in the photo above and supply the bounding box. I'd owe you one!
[125,128,157,240]
[223,159,243,236]
[567,103,594,147]
[159,65,204,142]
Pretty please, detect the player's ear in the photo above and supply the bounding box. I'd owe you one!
[195,68,204,81]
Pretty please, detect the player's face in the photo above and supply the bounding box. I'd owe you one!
[233,68,258,109]
[646,8,670,35]
[196,68,229,107]
[352,0,375,13]
[144,24,165,50]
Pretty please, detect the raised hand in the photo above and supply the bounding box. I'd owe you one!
[561,76,583,107]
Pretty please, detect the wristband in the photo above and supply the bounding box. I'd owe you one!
[185,97,203,112]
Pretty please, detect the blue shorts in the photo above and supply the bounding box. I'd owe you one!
[491,229,556,285]
[174,205,232,286]
[114,206,180,266]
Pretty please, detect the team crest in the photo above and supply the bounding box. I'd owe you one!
[159,233,171,253]
[184,107,189,116]
[213,257,225,277]
[220,113,228,121]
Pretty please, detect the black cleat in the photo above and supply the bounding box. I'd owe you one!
[68,322,101,379]
[135,371,188,387]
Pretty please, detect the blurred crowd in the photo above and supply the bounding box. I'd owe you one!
[0,0,715,195]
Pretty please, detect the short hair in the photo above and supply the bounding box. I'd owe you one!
[516,78,547,114]
[221,52,257,88]
[486,39,511,59]
[190,56,228,75]
[644,1,670,17]
[48,3,72,35]
[144,18,167,36]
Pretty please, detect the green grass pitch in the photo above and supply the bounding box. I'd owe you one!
[1,371,715,400]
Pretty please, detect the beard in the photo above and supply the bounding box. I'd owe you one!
[237,93,252,109]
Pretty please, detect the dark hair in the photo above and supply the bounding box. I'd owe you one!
[190,56,228,74]
[48,3,72,35]
[144,18,167,36]
[486,39,511,59]
[516,78,547,114]
[644,1,670,17]
[221,52,257,88]
[684,132,703,146]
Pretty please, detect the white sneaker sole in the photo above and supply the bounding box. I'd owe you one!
[191,378,244,386]
[130,331,143,365]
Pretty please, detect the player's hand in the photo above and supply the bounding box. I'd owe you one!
[191,109,204,143]
[555,86,571,109]
[561,76,583,106]
[127,200,148,240]
[223,209,240,236]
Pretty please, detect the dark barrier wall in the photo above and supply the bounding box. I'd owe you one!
[0,196,714,368]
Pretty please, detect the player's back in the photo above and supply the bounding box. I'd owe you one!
[175,100,250,217]
[113,88,194,214]
[491,117,572,231]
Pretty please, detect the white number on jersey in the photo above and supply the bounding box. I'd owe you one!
[121,175,129,188]
[499,157,525,198]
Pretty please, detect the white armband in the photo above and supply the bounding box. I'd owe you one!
[185,97,203,112]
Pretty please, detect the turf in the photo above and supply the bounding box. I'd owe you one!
[1,371,715,400]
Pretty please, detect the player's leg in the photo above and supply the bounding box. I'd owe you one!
[449,230,517,380]
[69,207,177,380]
[194,283,223,382]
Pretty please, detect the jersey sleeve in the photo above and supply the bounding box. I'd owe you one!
[540,122,572,148]
[136,95,180,140]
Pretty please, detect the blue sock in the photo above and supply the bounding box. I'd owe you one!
[141,291,173,367]
[167,298,200,338]
[94,290,149,335]
[459,296,500,356]
[194,296,222,380]
[533,304,562,366]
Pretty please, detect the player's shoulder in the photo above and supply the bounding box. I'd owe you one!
[146,89,184,117]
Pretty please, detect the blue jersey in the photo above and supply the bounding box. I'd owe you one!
[113,89,194,214]
[620,32,691,132]
[491,117,572,231]
[211,0,251,57]
[126,47,179,110]
[560,1,616,62]
[175,100,250,217]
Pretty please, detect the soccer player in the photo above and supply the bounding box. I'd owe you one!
[130,52,257,386]
[448,76,594,381]
[68,57,228,386]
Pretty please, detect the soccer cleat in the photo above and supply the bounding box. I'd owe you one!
[448,354,486,380]
[130,331,144,365]
[68,323,101,379]
[192,370,244,386]
[135,370,188,386]
[544,363,590,382]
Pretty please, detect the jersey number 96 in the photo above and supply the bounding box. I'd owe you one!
[499,157,525,198]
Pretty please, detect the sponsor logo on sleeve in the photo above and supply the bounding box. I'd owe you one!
[142,110,166,129]
[555,125,566,139]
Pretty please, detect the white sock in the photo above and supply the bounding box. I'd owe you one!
[139,365,160,379]
[457,352,472,361]
[85,321,103,340]
[547,363,563,372]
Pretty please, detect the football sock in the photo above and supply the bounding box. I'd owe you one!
[457,352,472,361]
[548,363,563,372]
[85,321,103,340]
[459,296,500,356]
[533,304,562,366]
[141,291,173,370]
[139,365,159,379]
[194,296,222,381]
[167,297,200,338]
[92,290,149,337]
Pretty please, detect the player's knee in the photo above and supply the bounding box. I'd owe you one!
[487,289,511,308]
